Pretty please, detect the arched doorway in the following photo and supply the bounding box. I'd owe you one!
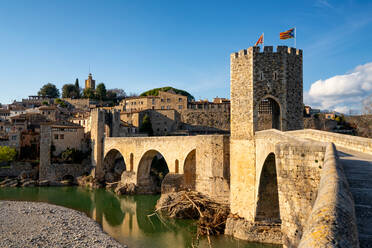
[257,97,281,131]
[183,149,196,190]
[103,149,126,183]
[137,150,169,193]
[255,153,280,223]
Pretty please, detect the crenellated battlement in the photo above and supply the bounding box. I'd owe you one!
[231,46,302,59]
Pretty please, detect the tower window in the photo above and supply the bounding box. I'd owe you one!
[259,71,264,81]
[273,71,278,81]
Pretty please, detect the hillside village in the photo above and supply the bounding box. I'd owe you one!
[0,72,368,168]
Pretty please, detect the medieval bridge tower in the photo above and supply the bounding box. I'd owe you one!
[229,46,303,221]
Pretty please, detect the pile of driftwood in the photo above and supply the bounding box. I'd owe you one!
[155,191,230,238]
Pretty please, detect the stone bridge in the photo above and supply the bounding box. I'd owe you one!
[86,45,372,247]
[100,135,230,201]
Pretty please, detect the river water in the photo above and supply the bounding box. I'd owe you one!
[0,186,279,248]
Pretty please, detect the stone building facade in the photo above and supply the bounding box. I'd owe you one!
[50,122,85,156]
[229,46,303,223]
[120,91,188,112]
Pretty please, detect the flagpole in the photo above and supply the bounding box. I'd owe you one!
[294,27,296,48]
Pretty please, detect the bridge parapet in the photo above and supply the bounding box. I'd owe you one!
[288,129,372,155]
[298,143,359,247]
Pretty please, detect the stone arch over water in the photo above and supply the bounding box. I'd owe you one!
[255,152,281,223]
[103,149,126,183]
[137,150,169,193]
[183,149,196,190]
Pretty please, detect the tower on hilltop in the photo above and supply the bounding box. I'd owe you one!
[85,73,96,90]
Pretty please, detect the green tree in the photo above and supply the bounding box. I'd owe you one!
[38,83,60,98]
[139,114,153,136]
[54,98,67,108]
[83,88,95,99]
[74,78,81,98]
[0,146,17,163]
[106,90,117,102]
[96,83,107,101]
[109,88,126,100]
[62,84,77,98]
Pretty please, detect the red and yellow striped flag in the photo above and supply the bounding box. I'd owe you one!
[280,28,295,40]
[254,33,264,46]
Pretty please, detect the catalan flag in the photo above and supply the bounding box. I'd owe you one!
[280,28,295,40]
[254,33,264,46]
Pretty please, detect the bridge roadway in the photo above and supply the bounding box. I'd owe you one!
[337,148,372,247]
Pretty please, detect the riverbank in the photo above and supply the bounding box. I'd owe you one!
[0,200,125,248]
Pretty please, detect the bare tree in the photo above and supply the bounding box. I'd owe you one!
[362,94,372,114]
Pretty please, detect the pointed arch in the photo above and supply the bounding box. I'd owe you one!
[255,152,280,223]
[183,149,196,190]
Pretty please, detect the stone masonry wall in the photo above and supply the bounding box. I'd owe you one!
[288,129,372,155]
[179,109,230,132]
[275,140,325,247]
[39,125,51,180]
[298,143,359,248]
[43,163,91,182]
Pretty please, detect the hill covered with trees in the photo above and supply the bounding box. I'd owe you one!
[140,87,195,101]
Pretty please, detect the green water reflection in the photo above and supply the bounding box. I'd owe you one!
[0,187,279,248]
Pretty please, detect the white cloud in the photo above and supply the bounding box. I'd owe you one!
[304,62,372,113]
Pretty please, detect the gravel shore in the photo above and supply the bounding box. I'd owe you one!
[0,200,125,248]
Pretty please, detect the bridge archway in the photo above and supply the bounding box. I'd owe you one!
[183,149,196,190]
[103,149,126,183]
[137,150,169,193]
[257,97,281,131]
[255,152,280,223]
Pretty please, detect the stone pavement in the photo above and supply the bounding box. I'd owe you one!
[338,147,372,248]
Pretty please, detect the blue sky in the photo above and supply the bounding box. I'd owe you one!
[0,0,372,113]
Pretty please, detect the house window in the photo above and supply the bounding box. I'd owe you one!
[178,105,183,109]
[152,99,155,104]
[54,134,58,140]
[161,106,165,110]
[178,98,182,102]
[48,111,50,114]
[167,98,170,102]
[12,135,17,140]
[60,134,64,139]
[167,106,170,109]
[161,99,164,102]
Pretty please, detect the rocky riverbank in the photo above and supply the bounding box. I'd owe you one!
[0,201,125,248]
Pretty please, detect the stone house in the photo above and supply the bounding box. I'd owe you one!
[120,91,188,112]
[188,97,230,111]
[120,109,181,136]
[50,122,85,156]
[70,111,91,133]
[0,109,10,120]
[39,105,61,121]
